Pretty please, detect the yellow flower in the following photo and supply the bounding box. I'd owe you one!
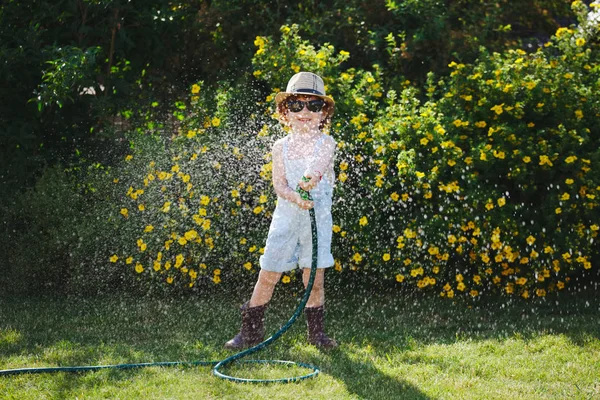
[493,150,505,159]
[334,260,342,272]
[555,207,562,214]
[353,253,363,263]
[126,257,133,264]
[395,274,405,282]
[539,155,553,167]
[526,235,536,245]
[560,193,570,201]
[576,37,586,47]
[434,125,446,135]
[497,197,506,207]
[166,277,174,284]
[175,254,184,268]
[120,208,129,218]
[135,262,144,273]
[211,117,221,127]
[475,121,487,128]
[490,104,504,115]
[524,81,537,90]
[125,155,133,161]
[249,245,257,253]
[191,84,201,94]
[359,216,368,226]
[110,255,119,263]
[253,206,263,214]
[244,262,252,270]
[332,225,341,233]
[282,275,291,284]
[390,192,399,201]
[259,194,268,203]
[144,225,154,233]
[383,253,391,262]
[338,172,348,183]
[523,156,531,163]
[213,276,221,284]
[161,202,171,212]
[184,230,198,241]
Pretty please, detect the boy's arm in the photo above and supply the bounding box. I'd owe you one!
[302,136,336,187]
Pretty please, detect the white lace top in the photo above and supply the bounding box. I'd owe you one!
[271,133,336,203]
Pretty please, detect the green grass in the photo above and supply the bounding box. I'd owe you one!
[1,285,599,399]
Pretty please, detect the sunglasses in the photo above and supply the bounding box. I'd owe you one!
[286,99,326,113]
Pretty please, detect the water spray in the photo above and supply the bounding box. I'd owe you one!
[0,176,322,383]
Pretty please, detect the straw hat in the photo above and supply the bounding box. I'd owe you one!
[274,72,335,117]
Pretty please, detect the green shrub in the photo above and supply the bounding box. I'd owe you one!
[109,2,599,299]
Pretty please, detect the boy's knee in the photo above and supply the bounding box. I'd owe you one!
[302,268,324,287]
[258,271,281,288]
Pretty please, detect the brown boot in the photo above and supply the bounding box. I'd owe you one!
[224,302,267,350]
[305,305,338,349]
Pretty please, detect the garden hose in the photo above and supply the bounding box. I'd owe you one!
[0,177,321,384]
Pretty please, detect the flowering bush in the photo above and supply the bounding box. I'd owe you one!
[110,2,599,299]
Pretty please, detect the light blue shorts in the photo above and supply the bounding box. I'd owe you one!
[259,196,334,272]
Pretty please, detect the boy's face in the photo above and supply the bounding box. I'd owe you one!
[285,95,327,133]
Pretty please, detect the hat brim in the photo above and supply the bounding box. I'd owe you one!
[275,91,335,117]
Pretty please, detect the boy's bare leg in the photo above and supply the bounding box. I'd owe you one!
[302,268,325,307]
[249,270,282,307]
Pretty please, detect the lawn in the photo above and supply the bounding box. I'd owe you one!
[1,282,599,399]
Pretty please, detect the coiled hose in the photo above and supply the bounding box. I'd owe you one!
[0,178,321,384]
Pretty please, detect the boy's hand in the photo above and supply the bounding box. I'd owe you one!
[294,193,314,210]
[298,173,319,191]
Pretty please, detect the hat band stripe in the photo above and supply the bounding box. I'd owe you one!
[294,88,324,96]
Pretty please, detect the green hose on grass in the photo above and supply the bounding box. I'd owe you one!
[0,178,321,384]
